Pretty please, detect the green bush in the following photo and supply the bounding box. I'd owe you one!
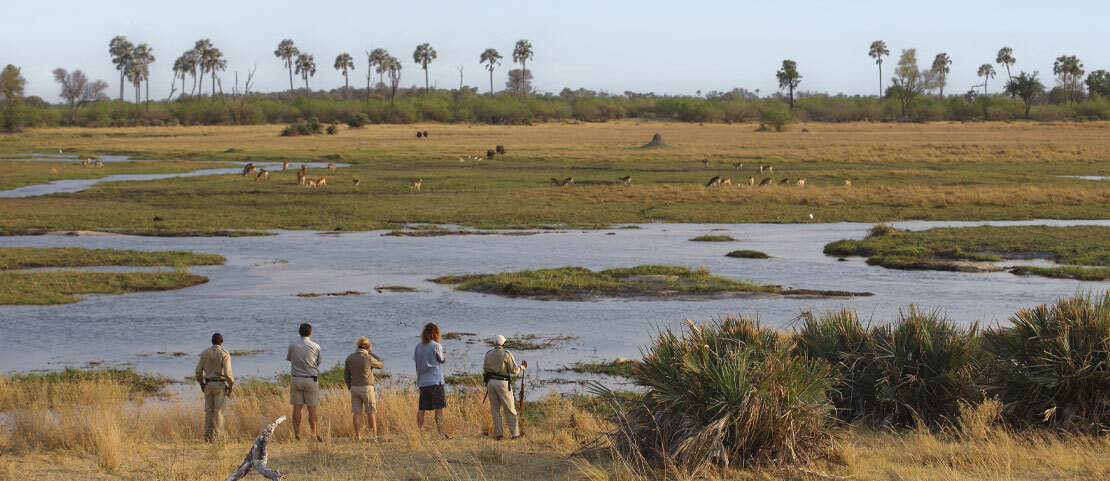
[346,112,369,128]
[595,315,833,469]
[280,116,323,136]
[758,107,792,132]
[982,291,1110,432]
[796,307,983,427]
[326,124,338,135]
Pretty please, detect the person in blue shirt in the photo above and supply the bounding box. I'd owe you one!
[413,322,449,439]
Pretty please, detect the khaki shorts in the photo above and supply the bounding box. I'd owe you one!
[350,385,376,414]
[289,376,320,406]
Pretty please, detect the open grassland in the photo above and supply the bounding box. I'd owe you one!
[2,376,1109,481]
[825,224,1110,280]
[0,159,233,190]
[0,247,224,269]
[0,121,1109,233]
[0,270,207,305]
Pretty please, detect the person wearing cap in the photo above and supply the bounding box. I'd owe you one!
[195,332,234,442]
[288,322,322,442]
[344,336,384,440]
[483,335,527,440]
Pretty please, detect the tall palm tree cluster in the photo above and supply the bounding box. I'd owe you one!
[167,39,225,99]
[109,36,155,103]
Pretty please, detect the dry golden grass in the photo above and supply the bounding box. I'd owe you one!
[2,378,1109,480]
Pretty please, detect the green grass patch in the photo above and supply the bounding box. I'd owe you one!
[9,367,172,396]
[826,225,1110,277]
[690,234,737,242]
[432,264,868,299]
[555,360,636,377]
[0,270,208,305]
[445,372,484,387]
[485,334,578,350]
[0,247,224,270]
[726,249,771,259]
[1010,265,1110,281]
[228,349,265,356]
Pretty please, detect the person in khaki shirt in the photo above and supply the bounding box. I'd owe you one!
[344,337,385,440]
[483,335,527,440]
[195,332,234,442]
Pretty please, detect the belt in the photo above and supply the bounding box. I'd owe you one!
[483,373,512,383]
[293,375,319,382]
[204,378,227,383]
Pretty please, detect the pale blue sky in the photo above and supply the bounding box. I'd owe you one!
[3,0,1106,102]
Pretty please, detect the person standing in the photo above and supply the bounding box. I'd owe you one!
[195,332,234,442]
[287,323,322,442]
[344,336,384,440]
[483,335,527,440]
[413,322,449,439]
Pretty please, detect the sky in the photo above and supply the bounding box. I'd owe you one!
[3,0,1107,103]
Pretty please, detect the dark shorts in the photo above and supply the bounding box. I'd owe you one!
[418,384,447,411]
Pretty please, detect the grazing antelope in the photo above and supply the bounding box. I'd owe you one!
[561,177,575,186]
[701,159,710,168]
[495,145,505,154]
[748,176,755,186]
[844,178,852,187]
[296,171,306,185]
[721,178,732,185]
[94,160,104,168]
[706,176,722,187]
[768,166,773,173]
[797,178,806,187]
[550,177,563,186]
[300,164,307,175]
[486,149,496,160]
[618,176,632,185]
[733,162,743,171]
[759,177,772,186]
[327,163,337,172]
[255,168,269,181]
[305,178,318,188]
[759,165,766,173]
[50,167,58,174]
[81,158,90,167]
[241,163,256,176]
[316,177,326,188]
[353,177,360,186]
[779,178,790,186]
[282,162,289,171]
[411,178,422,190]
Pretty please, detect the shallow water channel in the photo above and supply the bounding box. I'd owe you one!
[1,220,1108,390]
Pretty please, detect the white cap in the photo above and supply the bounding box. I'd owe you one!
[494,335,506,346]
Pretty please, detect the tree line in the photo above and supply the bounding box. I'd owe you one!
[2,37,1109,131]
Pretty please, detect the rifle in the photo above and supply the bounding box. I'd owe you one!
[518,373,526,435]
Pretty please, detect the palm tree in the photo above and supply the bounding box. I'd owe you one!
[512,40,534,94]
[996,47,1016,82]
[1053,55,1085,103]
[479,48,502,96]
[385,55,401,113]
[274,39,299,99]
[172,54,189,99]
[183,49,200,96]
[868,40,890,98]
[367,48,388,100]
[131,43,154,104]
[125,60,143,103]
[931,53,952,96]
[978,64,996,95]
[205,48,226,99]
[109,35,134,101]
[193,39,213,96]
[412,43,437,94]
[334,53,354,99]
[296,53,316,93]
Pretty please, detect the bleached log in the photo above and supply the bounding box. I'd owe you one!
[224,416,286,481]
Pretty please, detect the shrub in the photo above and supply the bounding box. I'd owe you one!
[326,124,338,135]
[280,116,323,136]
[758,107,792,132]
[595,316,833,469]
[346,112,369,128]
[982,291,1110,432]
[796,306,984,427]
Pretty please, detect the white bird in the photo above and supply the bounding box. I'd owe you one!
[808,213,814,220]
[58,149,63,154]
[459,157,465,163]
